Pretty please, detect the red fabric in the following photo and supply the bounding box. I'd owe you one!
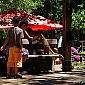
[71,47,80,61]
[0,9,63,31]
[28,24,63,31]
[28,24,51,31]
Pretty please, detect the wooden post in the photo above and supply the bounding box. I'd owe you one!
[62,0,72,71]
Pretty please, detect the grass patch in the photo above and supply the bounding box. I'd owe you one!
[73,62,85,70]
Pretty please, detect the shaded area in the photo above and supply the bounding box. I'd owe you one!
[0,71,85,85]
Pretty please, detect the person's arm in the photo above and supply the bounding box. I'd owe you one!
[0,32,9,51]
[24,30,33,39]
[20,29,25,50]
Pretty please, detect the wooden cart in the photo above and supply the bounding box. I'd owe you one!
[22,39,63,73]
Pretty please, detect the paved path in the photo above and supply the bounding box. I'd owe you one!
[0,71,85,85]
[0,65,85,85]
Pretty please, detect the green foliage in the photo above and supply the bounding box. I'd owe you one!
[72,3,85,40]
[32,0,63,24]
[0,30,8,41]
[0,0,44,13]
[1,0,85,41]
[0,0,63,23]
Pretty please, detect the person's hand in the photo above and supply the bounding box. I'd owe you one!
[0,46,4,51]
[30,37,33,41]
[22,48,25,51]
[30,37,33,39]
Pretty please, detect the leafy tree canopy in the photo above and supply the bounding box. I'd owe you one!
[72,0,85,40]
[0,0,85,41]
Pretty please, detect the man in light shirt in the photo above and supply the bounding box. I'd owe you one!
[0,16,24,79]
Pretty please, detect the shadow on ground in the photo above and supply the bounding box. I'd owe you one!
[0,71,85,85]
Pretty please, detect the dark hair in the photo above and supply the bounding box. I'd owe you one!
[20,18,28,27]
[12,16,20,23]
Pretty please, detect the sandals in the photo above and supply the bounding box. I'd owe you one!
[6,75,11,79]
[14,74,22,79]
[6,74,22,79]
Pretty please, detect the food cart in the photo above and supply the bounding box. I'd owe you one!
[22,37,59,73]
[0,26,63,75]
[0,9,63,75]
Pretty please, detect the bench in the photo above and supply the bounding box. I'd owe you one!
[27,54,63,72]
[22,38,57,44]
[22,38,63,72]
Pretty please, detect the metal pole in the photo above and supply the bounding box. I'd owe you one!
[62,0,72,71]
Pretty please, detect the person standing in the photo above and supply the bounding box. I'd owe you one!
[20,18,33,39]
[58,36,63,54]
[0,16,24,78]
[71,46,80,61]
[19,18,33,62]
